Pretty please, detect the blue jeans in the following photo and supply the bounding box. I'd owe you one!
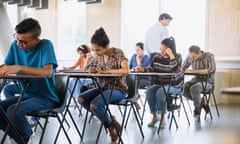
[0,96,56,143]
[79,88,126,128]
[3,84,20,99]
[146,85,181,114]
[68,78,93,98]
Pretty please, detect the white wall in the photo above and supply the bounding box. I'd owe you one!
[121,0,160,59]
[0,4,14,62]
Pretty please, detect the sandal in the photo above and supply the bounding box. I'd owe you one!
[109,126,118,142]
[134,102,141,110]
[110,116,122,132]
[147,117,160,127]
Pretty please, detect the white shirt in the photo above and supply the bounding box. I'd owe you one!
[144,22,169,54]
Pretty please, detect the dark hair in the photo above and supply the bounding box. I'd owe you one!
[161,37,177,56]
[91,27,110,48]
[136,42,144,50]
[159,13,173,21]
[189,45,201,54]
[77,44,90,55]
[15,18,41,38]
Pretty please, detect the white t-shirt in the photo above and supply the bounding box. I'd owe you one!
[144,22,169,54]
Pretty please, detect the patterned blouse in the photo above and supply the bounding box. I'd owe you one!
[90,48,128,92]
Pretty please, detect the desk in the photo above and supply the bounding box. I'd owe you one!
[55,72,126,143]
[0,74,45,144]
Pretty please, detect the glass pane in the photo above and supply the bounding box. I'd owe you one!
[161,0,206,59]
[57,0,86,62]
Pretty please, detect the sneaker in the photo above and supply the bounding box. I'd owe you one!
[167,104,181,111]
[201,99,210,114]
[28,117,38,127]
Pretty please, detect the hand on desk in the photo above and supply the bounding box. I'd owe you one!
[88,68,111,74]
[185,69,209,74]
[134,67,144,72]
[0,65,19,77]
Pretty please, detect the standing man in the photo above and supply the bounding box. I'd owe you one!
[144,13,173,61]
[0,18,58,144]
[182,45,216,118]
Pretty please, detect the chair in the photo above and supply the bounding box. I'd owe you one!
[201,86,220,120]
[95,75,144,143]
[159,90,190,133]
[27,75,73,144]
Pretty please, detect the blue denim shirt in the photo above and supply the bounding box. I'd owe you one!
[129,54,150,69]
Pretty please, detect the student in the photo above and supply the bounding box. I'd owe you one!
[63,45,93,98]
[129,42,150,69]
[0,18,58,144]
[63,44,90,70]
[135,37,183,128]
[182,45,216,118]
[129,42,150,109]
[78,27,129,142]
[144,13,173,60]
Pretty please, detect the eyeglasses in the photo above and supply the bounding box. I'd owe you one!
[13,33,36,46]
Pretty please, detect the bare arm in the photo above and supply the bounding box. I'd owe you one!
[0,64,54,77]
[63,61,79,70]
[185,69,208,74]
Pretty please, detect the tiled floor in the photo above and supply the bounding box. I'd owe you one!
[1,99,240,144]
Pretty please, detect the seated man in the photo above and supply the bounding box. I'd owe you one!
[182,45,216,117]
[0,18,58,144]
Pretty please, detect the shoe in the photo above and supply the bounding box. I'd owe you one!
[28,117,38,127]
[110,116,122,132]
[109,116,122,142]
[147,117,160,127]
[159,124,166,129]
[168,104,181,111]
[109,126,118,142]
[134,102,141,110]
[201,98,210,113]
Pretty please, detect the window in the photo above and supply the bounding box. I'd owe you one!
[161,0,206,59]
[121,0,160,59]
[57,0,86,63]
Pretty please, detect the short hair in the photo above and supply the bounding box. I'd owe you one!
[136,42,144,50]
[161,37,177,56]
[15,18,41,38]
[91,27,110,48]
[77,44,90,54]
[189,45,201,54]
[159,13,173,21]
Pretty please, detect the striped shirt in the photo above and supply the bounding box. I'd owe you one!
[182,51,216,84]
[144,53,184,88]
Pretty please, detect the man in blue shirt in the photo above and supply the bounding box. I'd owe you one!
[0,18,58,144]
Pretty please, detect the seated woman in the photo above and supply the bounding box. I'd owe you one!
[129,42,150,109]
[129,42,150,70]
[78,27,129,142]
[63,45,93,98]
[63,45,90,70]
[135,37,183,128]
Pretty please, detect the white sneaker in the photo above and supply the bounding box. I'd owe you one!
[27,132,40,144]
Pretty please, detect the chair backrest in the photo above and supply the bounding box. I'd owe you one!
[126,75,137,99]
[54,75,69,112]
